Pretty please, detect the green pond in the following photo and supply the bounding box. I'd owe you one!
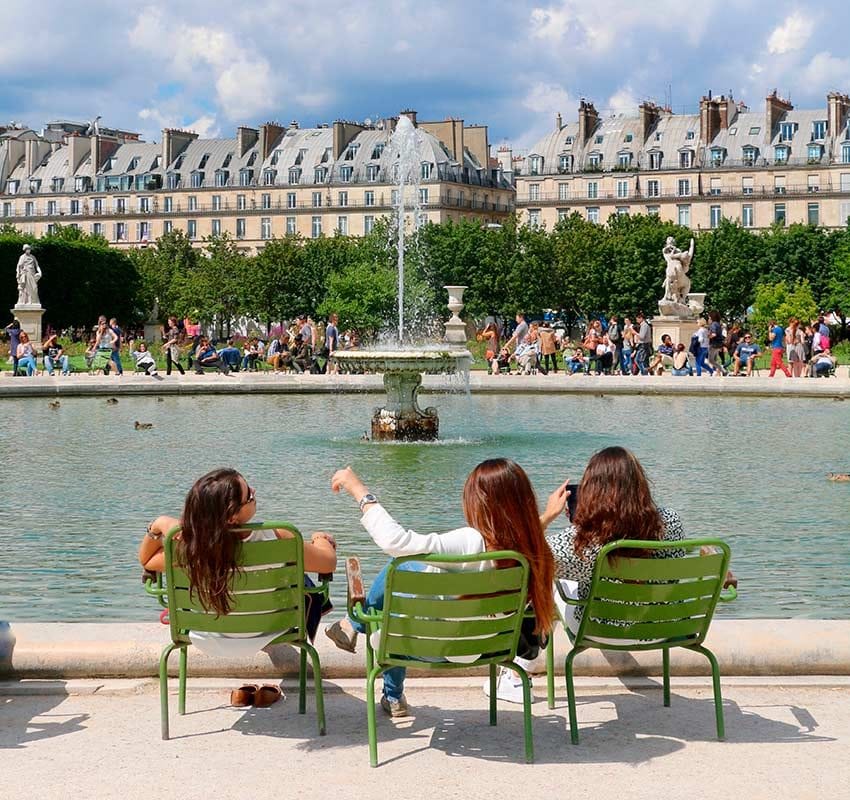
[1,392,848,621]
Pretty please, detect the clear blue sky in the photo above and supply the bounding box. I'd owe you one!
[3,1,849,152]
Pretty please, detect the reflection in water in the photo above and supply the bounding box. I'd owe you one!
[1,393,848,621]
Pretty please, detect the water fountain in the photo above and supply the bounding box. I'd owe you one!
[332,114,472,441]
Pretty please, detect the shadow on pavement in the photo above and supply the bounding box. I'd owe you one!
[0,682,89,750]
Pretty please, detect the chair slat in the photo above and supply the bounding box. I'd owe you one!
[597,553,725,582]
[389,566,525,596]
[384,629,517,659]
[388,592,523,618]
[588,596,714,623]
[173,608,301,634]
[236,538,299,567]
[581,616,707,641]
[596,576,719,603]
[171,586,302,614]
[384,612,520,639]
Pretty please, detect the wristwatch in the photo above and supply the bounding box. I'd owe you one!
[358,493,378,513]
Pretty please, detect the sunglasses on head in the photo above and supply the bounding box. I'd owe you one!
[242,485,256,506]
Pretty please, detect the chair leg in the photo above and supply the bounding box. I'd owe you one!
[302,642,326,736]
[692,645,725,740]
[546,632,555,710]
[159,643,179,740]
[178,646,188,715]
[504,663,534,764]
[488,663,497,726]
[366,666,381,768]
[662,648,671,708]
[565,647,581,745]
[298,646,307,715]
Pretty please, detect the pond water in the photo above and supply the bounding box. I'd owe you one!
[1,392,848,621]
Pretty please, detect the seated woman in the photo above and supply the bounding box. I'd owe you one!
[15,332,38,376]
[670,343,692,376]
[543,447,685,636]
[325,460,555,716]
[139,468,337,694]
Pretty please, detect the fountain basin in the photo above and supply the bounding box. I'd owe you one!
[333,348,472,441]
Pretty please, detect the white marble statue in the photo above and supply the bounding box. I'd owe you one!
[661,236,694,305]
[16,245,42,307]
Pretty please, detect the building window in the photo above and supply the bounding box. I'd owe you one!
[214,170,229,187]
[6,179,19,194]
[774,176,786,195]
[686,130,695,140]
[742,146,759,166]
[286,216,296,235]
[587,207,599,223]
[841,144,850,164]
[312,191,322,207]
[528,209,540,227]
[190,172,204,188]
[211,195,221,211]
[529,183,540,201]
[2,202,11,217]
[646,205,660,216]
[238,169,252,187]
[748,126,760,135]
[314,167,328,183]
[709,177,721,196]
[234,194,245,210]
[419,188,429,205]
[286,192,297,209]
[616,206,630,216]
[163,221,172,234]
[774,203,786,225]
[558,154,572,173]
[51,177,64,192]
[558,183,569,201]
[167,173,180,190]
[779,121,797,141]
[311,216,322,238]
[709,148,725,166]
[137,221,150,241]
[774,145,789,164]
[92,222,103,236]
[187,220,197,239]
[594,134,603,145]
[288,167,301,184]
[263,169,276,185]
[617,152,632,169]
[807,203,819,225]
[261,193,271,209]
[159,197,170,213]
[679,150,693,168]
[337,191,348,207]
[807,175,820,193]
[25,201,34,216]
[587,153,601,170]
[529,155,542,175]
[47,200,57,215]
[365,190,375,206]
[812,120,827,140]
[648,151,663,170]
[338,165,353,183]
[93,198,103,214]
[742,177,754,195]
[807,144,823,162]
[616,179,628,198]
[211,219,221,236]
[235,218,246,239]
[261,217,272,239]
[115,222,127,241]
[586,181,598,199]
[646,179,660,198]
[710,205,722,228]
[367,164,380,182]
[742,204,754,228]
[359,215,372,234]
[188,196,198,211]
[677,179,691,197]
[337,216,348,235]
[557,208,570,221]
[677,204,691,227]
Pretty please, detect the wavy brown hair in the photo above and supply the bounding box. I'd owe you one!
[462,459,555,635]
[572,447,663,559]
[179,468,246,616]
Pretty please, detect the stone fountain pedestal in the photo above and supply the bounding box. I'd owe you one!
[11,304,45,347]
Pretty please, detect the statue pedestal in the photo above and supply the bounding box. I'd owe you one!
[11,305,45,346]
[652,315,698,349]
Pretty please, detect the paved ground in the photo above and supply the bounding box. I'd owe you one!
[2,677,847,799]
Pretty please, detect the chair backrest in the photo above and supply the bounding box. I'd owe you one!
[163,521,306,645]
[375,551,530,668]
[573,538,731,651]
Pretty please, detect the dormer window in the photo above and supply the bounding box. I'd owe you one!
[594,134,604,144]
[129,156,140,170]
[339,165,353,182]
[150,155,161,170]
[74,176,90,192]
[617,152,632,168]
[222,153,233,169]
[421,162,433,180]
[7,179,20,194]
[214,169,229,187]
[371,143,385,160]
[774,145,790,164]
[198,153,210,169]
[648,151,663,170]
[173,155,184,170]
[294,148,307,166]
[314,166,328,183]
[742,145,759,166]
[288,167,302,184]
[344,144,359,160]
[103,157,116,173]
[807,144,823,162]
[247,152,257,167]
[728,127,738,136]
[587,153,601,169]
[709,147,726,167]
[842,143,850,164]
[624,133,633,143]
[51,177,65,192]
[270,150,281,166]
[812,120,827,140]
[558,154,572,173]
[29,179,41,193]
[686,131,695,140]
[529,155,542,175]
[262,169,277,185]
[366,164,380,182]
[655,131,663,141]
[190,171,204,188]
[564,136,574,145]
[779,122,797,142]
[321,148,331,164]
[678,149,694,168]
[239,168,253,186]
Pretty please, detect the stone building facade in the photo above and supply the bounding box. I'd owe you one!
[514,91,850,231]
[0,112,514,251]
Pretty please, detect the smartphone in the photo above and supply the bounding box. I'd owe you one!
[565,483,580,519]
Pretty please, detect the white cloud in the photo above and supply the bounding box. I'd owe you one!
[607,86,639,113]
[138,108,219,138]
[522,81,571,114]
[801,52,850,87]
[767,11,814,55]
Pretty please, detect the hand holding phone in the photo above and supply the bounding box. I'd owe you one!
[565,483,580,520]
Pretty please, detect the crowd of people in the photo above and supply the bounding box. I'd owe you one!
[480,312,840,379]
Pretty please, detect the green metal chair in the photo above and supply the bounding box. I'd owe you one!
[544,538,737,744]
[144,522,329,740]
[346,552,535,767]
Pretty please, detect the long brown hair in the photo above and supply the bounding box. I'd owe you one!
[462,459,555,634]
[179,468,246,615]
[573,447,663,558]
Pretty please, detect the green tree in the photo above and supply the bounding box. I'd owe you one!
[129,230,198,318]
[825,236,850,340]
[318,259,397,337]
[749,279,818,339]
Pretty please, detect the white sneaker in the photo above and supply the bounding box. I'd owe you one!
[482,666,530,704]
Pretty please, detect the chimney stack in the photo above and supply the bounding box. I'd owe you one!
[577,99,599,145]
[259,122,286,160]
[765,90,793,138]
[161,128,198,169]
[638,101,661,143]
[827,92,850,140]
[332,120,366,160]
[236,126,258,157]
[555,112,563,131]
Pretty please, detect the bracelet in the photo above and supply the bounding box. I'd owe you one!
[146,524,163,541]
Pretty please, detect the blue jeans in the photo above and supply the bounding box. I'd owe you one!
[695,347,714,376]
[110,349,123,375]
[635,344,650,375]
[350,560,425,701]
[18,355,36,376]
[620,348,633,375]
[44,355,70,375]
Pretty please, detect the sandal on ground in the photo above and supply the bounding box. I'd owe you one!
[324,619,358,653]
[230,684,258,707]
[253,685,284,708]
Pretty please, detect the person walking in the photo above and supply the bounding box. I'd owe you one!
[707,310,727,376]
[5,319,21,375]
[539,322,558,374]
[786,318,805,378]
[109,317,124,376]
[607,315,622,375]
[163,320,185,376]
[693,319,715,377]
[768,319,792,378]
[634,312,652,376]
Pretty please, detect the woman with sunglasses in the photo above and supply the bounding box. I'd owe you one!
[139,469,337,665]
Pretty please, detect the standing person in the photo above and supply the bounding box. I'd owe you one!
[325,313,340,375]
[538,322,558,374]
[786,318,805,378]
[634,312,652,376]
[802,324,815,362]
[5,319,21,375]
[707,311,727,376]
[768,319,792,378]
[325,460,555,713]
[606,315,622,374]
[693,319,715,377]
[724,323,742,370]
[15,331,37,376]
[108,317,124,376]
[42,333,70,376]
[162,321,185,376]
[184,316,201,369]
[504,312,529,354]
[620,317,635,376]
[93,320,118,375]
